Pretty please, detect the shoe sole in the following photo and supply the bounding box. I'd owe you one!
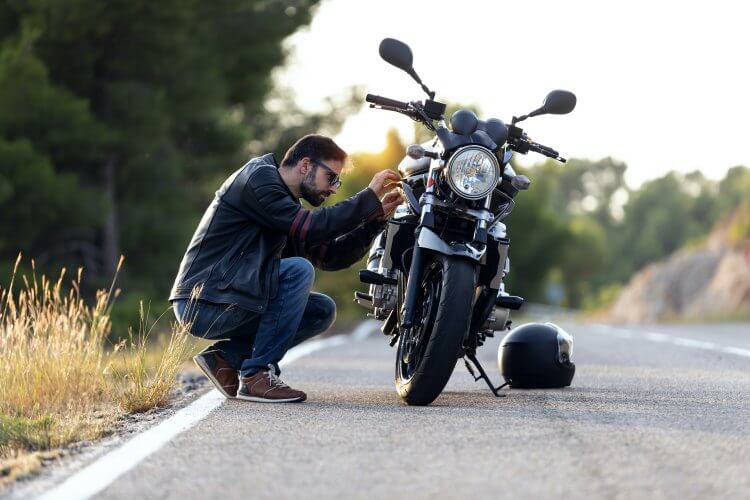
[193,355,237,399]
[236,393,306,403]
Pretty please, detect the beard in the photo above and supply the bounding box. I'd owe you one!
[299,166,330,207]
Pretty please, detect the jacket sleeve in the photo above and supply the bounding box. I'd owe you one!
[301,219,387,271]
[240,166,384,251]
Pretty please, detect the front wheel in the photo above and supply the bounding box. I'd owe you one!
[395,253,476,405]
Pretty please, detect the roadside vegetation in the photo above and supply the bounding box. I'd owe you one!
[0,256,194,486]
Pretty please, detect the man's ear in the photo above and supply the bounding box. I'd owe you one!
[299,157,311,175]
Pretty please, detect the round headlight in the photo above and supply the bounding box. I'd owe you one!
[445,146,499,200]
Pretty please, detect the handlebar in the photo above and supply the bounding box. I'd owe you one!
[367,97,566,162]
[365,93,409,110]
[507,125,566,163]
[366,93,437,131]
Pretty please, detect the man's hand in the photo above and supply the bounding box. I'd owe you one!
[368,169,401,198]
[379,189,404,220]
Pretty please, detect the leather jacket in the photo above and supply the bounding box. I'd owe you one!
[169,153,386,312]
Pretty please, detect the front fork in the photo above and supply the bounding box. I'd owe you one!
[401,161,493,329]
[401,246,426,329]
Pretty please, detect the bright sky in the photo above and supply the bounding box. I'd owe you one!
[275,0,749,187]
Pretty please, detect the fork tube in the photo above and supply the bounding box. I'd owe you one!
[403,157,442,329]
[401,244,425,329]
[472,194,493,245]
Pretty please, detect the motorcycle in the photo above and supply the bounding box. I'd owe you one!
[354,38,576,405]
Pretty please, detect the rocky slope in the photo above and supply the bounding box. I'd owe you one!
[609,204,750,323]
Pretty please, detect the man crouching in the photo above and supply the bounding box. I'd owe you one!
[170,135,402,402]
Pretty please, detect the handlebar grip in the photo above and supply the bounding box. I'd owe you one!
[365,94,409,110]
[540,144,559,157]
[530,141,559,159]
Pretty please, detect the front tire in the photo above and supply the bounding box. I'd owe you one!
[395,254,476,405]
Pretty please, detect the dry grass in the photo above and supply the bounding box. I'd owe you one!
[110,303,193,413]
[0,256,116,454]
[0,255,195,486]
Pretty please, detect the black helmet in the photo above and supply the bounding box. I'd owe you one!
[498,322,575,388]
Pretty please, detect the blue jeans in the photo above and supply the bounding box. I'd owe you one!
[173,257,336,377]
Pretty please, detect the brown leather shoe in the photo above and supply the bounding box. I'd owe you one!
[193,349,239,398]
[237,365,306,403]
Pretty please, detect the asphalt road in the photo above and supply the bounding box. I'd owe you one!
[54,321,750,499]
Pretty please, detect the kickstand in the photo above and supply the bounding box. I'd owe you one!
[464,353,508,397]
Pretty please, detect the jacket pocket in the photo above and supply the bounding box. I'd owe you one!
[217,250,245,289]
[218,255,265,301]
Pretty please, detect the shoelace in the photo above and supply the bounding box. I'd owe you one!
[266,364,289,388]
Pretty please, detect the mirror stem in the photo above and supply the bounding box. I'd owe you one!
[407,69,435,99]
[421,83,435,99]
[513,106,544,124]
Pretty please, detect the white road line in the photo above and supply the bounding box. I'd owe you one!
[671,337,718,350]
[645,332,669,343]
[37,320,380,500]
[592,325,634,339]
[593,324,750,359]
[722,346,750,358]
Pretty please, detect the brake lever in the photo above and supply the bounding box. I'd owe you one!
[409,102,437,132]
[369,103,423,123]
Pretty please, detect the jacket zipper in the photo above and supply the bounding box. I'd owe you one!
[220,250,245,282]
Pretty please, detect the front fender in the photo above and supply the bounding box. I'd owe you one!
[416,227,486,262]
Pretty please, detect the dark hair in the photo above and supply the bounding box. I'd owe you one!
[280,134,347,168]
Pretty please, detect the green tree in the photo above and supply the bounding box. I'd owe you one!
[0,28,107,275]
[610,173,696,282]
[557,217,606,307]
[532,157,627,229]
[717,166,750,214]
[0,0,323,304]
[503,157,619,304]
[503,173,571,301]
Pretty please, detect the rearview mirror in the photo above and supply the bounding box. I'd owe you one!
[512,89,577,124]
[378,38,435,99]
[379,38,414,73]
[534,90,577,116]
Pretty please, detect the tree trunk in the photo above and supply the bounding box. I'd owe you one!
[103,156,121,280]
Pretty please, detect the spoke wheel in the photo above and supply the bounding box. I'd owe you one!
[398,260,442,380]
[394,254,476,405]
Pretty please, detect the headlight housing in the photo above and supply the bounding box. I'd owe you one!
[445,145,500,200]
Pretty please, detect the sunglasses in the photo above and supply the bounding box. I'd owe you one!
[311,159,342,189]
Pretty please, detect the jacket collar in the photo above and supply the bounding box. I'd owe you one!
[261,152,280,168]
[262,152,298,202]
